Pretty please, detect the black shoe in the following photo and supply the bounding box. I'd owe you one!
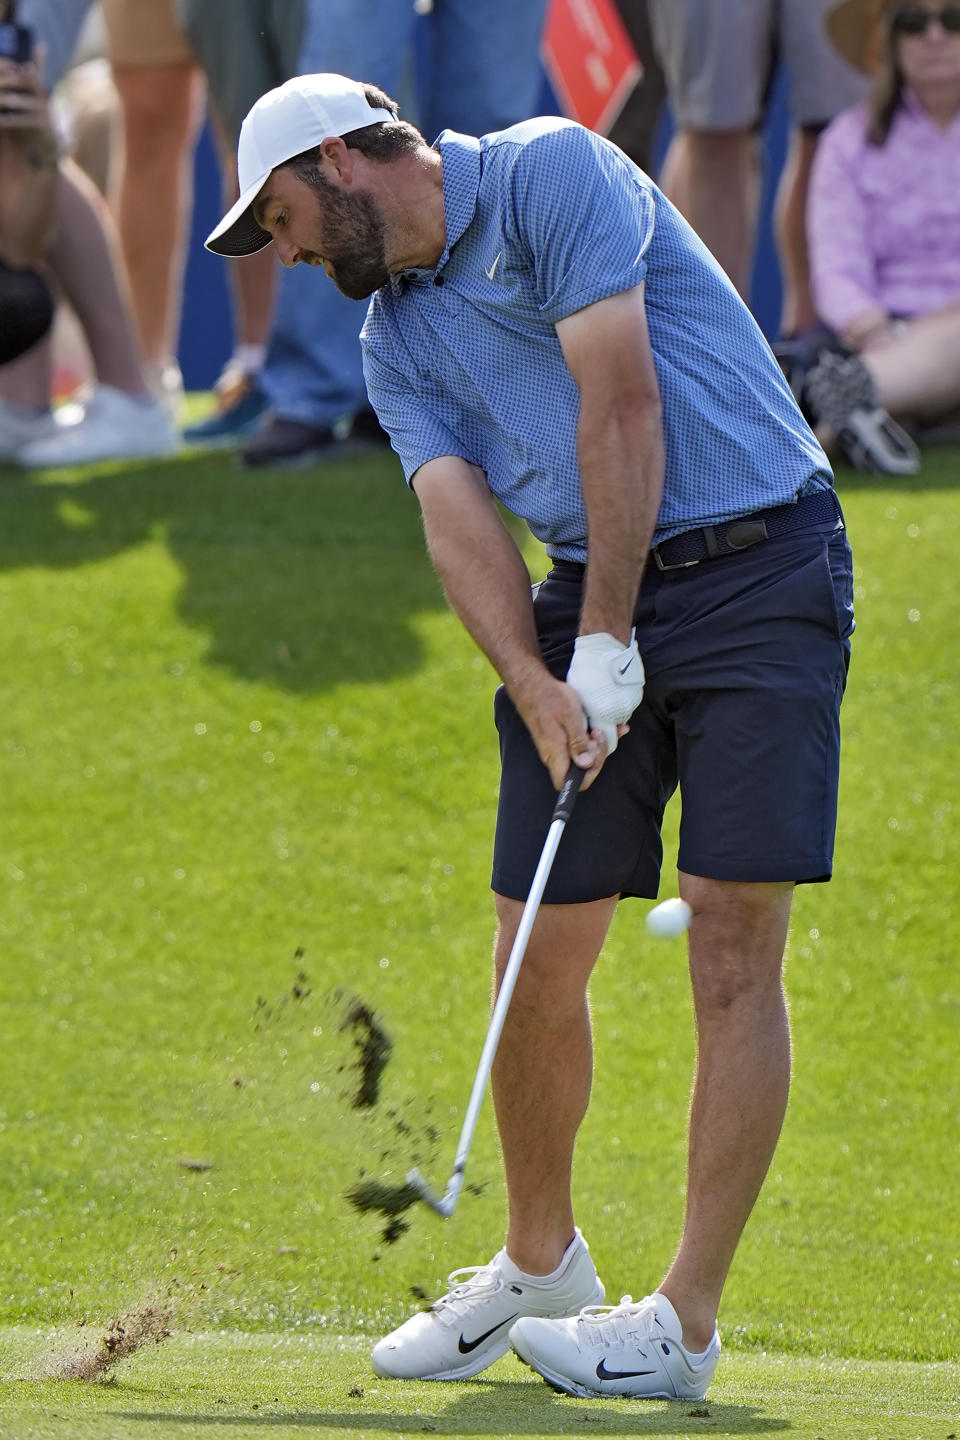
[348,405,391,448]
[238,413,349,468]
[802,350,920,475]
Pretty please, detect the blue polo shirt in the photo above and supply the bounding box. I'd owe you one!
[361,119,832,561]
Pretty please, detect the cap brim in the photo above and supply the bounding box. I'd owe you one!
[205,173,273,257]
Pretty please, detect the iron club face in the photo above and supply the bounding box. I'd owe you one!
[405,1165,464,1218]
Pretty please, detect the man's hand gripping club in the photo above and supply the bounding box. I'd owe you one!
[566,627,645,759]
[514,631,645,792]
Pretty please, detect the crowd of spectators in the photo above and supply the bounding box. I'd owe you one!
[0,0,956,475]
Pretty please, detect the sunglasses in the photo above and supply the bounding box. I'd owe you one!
[892,5,960,34]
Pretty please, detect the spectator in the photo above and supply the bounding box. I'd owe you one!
[805,0,960,455]
[0,0,178,468]
[647,0,868,337]
[238,0,549,467]
[0,38,56,364]
[177,0,304,446]
[100,0,205,412]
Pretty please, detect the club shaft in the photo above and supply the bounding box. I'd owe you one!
[440,764,583,1208]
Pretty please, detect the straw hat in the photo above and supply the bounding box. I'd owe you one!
[825,0,887,73]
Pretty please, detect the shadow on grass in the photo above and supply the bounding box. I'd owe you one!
[116,1382,788,1433]
[0,449,456,693]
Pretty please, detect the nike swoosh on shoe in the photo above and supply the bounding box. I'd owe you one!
[595,1359,657,1381]
[458,1316,519,1354]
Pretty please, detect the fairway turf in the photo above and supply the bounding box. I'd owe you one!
[0,442,957,1433]
[1,1329,958,1439]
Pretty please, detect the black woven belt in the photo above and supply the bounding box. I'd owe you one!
[651,488,841,572]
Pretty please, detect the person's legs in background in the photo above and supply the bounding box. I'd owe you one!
[856,302,960,425]
[0,0,178,466]
[52,160,150,398]
[178,0,304,446]
[772,127,822,336]
[648,0,769,301]
[0,0,89,457]
[102,0,204,413]
[775,0,867,338]
[420,0,549,138]
[13,160,179,467]
[180,105,275,443]
[243,0,413,467]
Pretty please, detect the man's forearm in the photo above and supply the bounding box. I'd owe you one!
[420,482,545,703]
[414,456,612,789]
[555,285,666,645]
[577,395,664,642]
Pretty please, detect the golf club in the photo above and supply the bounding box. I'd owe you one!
[406,761,584,1218]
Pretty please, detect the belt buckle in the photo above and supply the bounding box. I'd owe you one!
[652,544,700,573]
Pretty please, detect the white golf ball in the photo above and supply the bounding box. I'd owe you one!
[645,897,693,939]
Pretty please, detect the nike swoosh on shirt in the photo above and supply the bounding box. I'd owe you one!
[595,1358,658,1381]
[457,1315,518,1353]
[485,251,502,281]
[618,657,635,676]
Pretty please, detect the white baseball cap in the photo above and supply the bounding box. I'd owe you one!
[205,73,396,257]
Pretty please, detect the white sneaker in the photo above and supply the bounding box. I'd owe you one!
[371,1229,605,1381]
[18,385,179,469]
[510,1291,721,1399]
[0,401,57,462]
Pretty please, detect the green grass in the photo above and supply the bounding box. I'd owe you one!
[0,440,957,1437]
[1,1332,958,1439]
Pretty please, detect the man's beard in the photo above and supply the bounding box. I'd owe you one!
[309,179,390,300]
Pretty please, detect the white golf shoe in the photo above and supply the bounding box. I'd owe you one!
[371,1229,604,1381]
[510,1291,721,1399]
[18,384,178,468]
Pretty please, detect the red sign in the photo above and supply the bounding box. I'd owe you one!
[542,0,642,136]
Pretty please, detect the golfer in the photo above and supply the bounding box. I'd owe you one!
[207,73,854,1401]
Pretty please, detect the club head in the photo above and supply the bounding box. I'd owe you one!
[405,1166,463,1219]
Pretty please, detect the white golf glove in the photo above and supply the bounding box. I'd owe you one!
[566,630,645,756]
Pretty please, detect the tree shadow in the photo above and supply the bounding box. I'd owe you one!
[0,449,447,693]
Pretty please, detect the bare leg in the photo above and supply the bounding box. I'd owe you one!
[862,303,960,421]
[109,61,204,369]
[0,157,148,409]
[773,128,819,336]
[659,874,794,1353]
[52,160,149,396]
[491,894,618,1275]
[659,128,761,299]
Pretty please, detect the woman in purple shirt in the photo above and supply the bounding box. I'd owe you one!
[809,0,960,433]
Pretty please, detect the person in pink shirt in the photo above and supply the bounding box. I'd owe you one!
[805,0,960,459]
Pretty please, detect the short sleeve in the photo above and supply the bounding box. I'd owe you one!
[507,125,654,323]
[361,307,468,486]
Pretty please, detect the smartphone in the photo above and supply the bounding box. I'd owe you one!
[0,14,34,117]
[0,19,33,65]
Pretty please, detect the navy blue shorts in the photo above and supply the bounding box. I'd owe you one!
[491,490,854,903]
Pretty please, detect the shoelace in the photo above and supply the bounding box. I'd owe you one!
[430,1263,506,1324]
[577,1294,662,1351]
